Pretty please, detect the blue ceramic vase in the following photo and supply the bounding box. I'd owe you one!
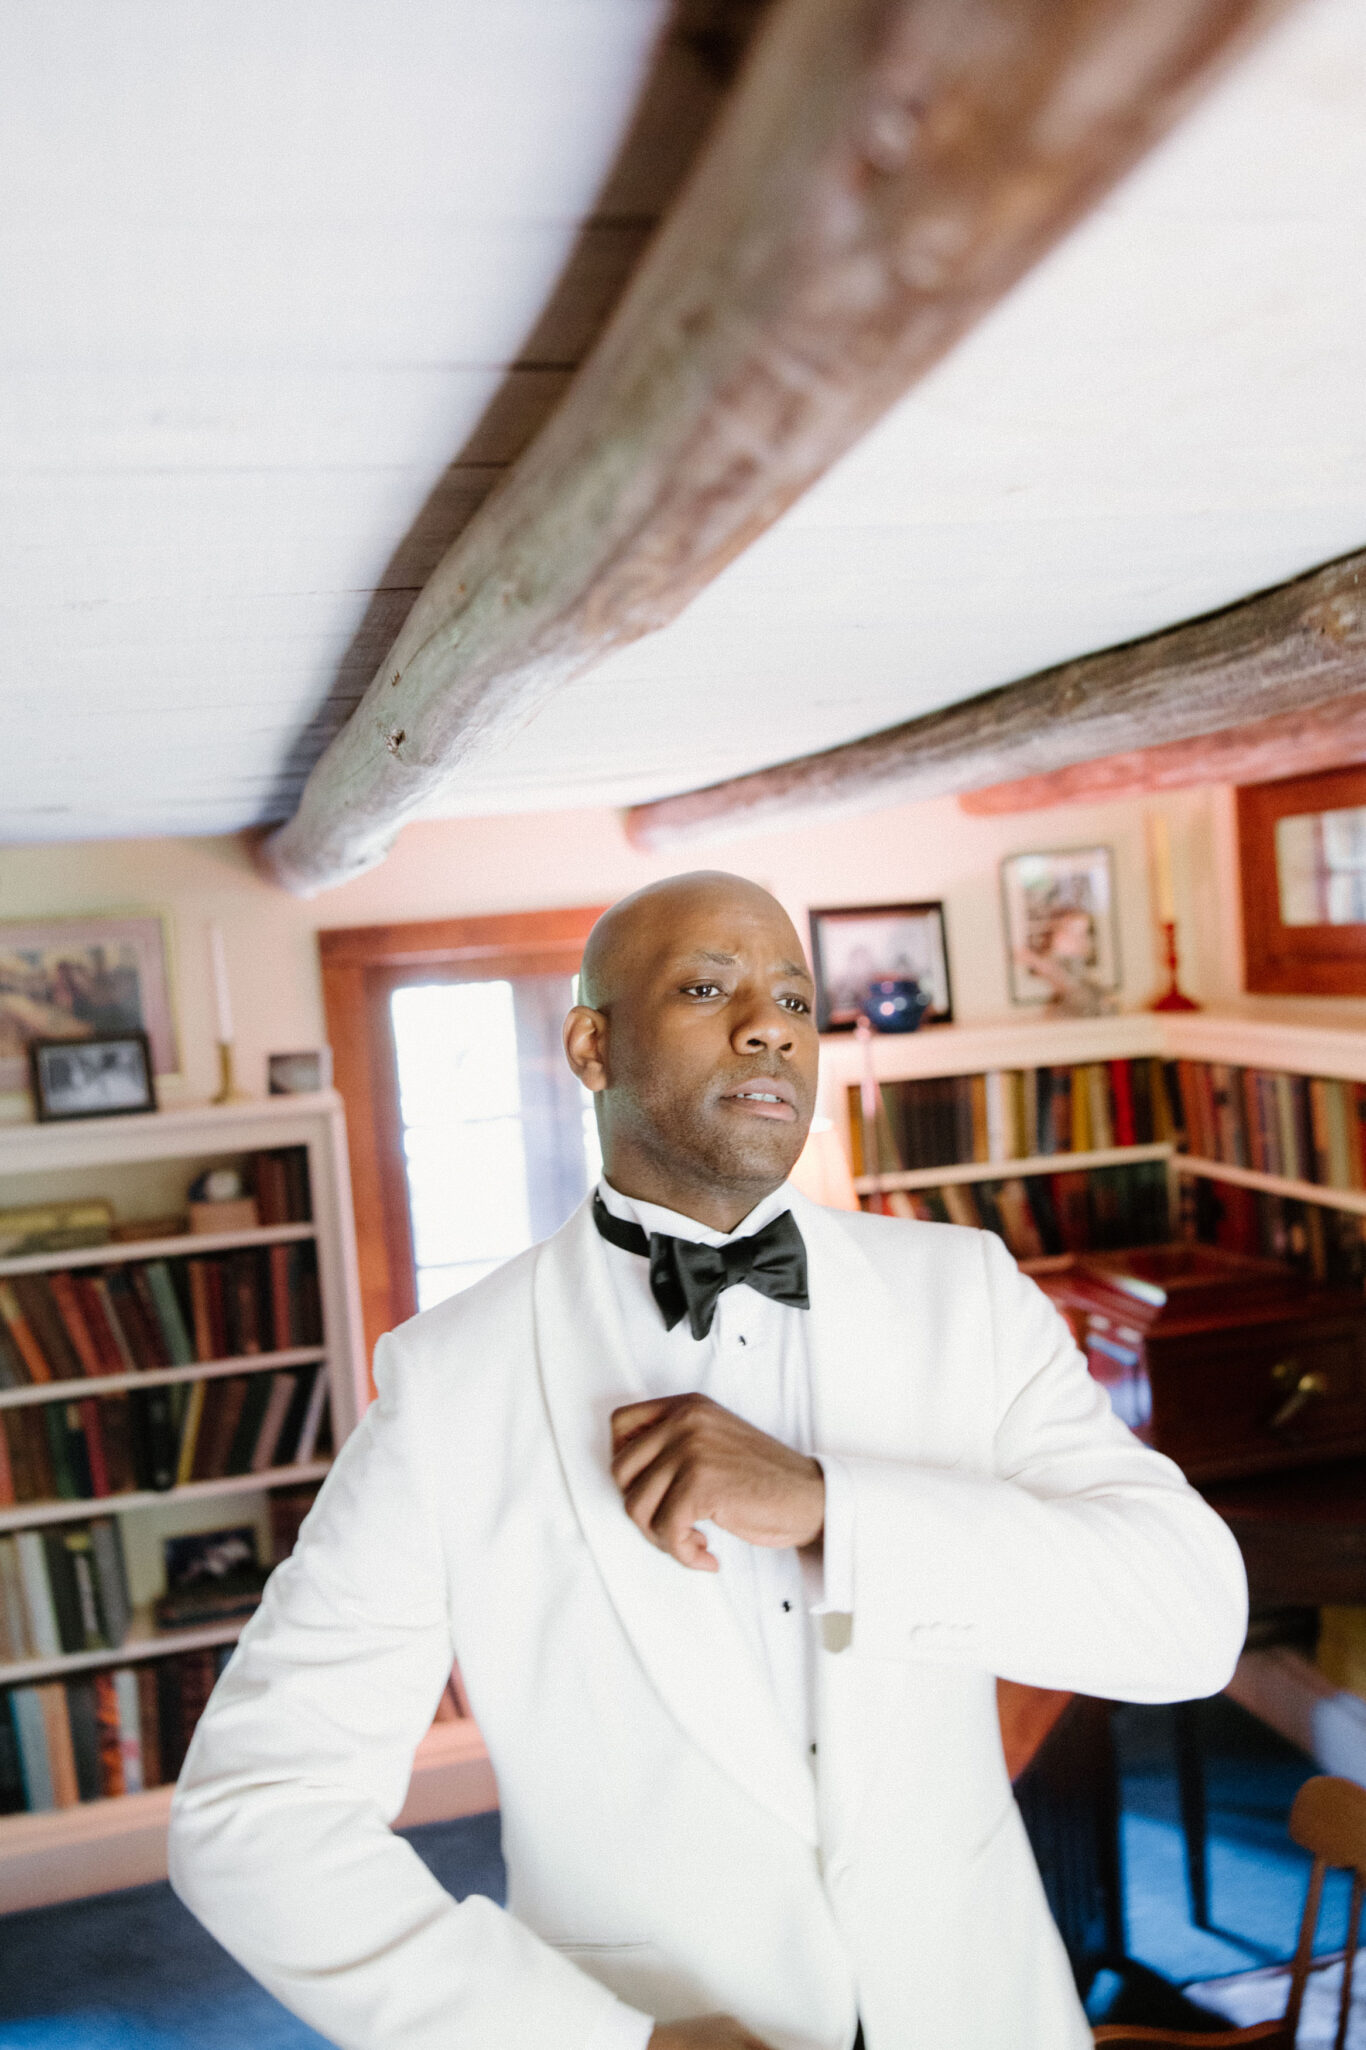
[864,978,931,1033]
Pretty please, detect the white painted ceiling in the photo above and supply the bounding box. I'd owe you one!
[2,0,1364,845]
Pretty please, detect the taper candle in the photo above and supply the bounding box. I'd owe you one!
[1149,814,1176,924]
[208,923,234,1043]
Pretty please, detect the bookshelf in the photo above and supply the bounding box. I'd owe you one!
[0,1714,495,1914]
[0,1460,333,1537]
[852,1143,1173,1200]
[0,1092,491,1911]
[815,1004,1366,1255]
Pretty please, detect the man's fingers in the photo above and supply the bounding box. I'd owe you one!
[610,1414,683,1494]
[621,1448,719,1571]
[648,1464,719,1571]
[611,1396,677,1447]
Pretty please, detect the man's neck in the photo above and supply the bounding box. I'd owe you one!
[601,1165,785,1235]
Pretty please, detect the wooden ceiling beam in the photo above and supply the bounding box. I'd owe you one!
[957,685,1366,815]
[263,0,1294,895]
[625,548,1366,849]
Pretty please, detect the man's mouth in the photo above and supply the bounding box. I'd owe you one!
[720,1078,799,1122]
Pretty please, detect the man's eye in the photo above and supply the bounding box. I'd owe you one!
[683,982,723,999]
[779,993,811,1013]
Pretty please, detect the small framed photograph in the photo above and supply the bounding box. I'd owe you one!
[808,902,953,1033]
[29,1032,157,1121]
[268,1048,333,1095]
[1001,846,1120,1007]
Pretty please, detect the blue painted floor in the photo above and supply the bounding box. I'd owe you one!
[0,1701,1344,2047]
[1113,1695,1349,1984]
[0,1812,505,2050]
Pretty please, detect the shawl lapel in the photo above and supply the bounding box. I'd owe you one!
[533,1199,819,1847]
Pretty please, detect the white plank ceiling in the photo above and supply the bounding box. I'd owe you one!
[1,0,1364,845]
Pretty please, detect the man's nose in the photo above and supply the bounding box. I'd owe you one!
[731,1000,793,1052]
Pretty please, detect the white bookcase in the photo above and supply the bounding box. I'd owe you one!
[0,1092,494,1912]
[815,1005,1366,1225]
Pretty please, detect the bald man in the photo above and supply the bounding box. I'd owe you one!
[170,874,1246,2050]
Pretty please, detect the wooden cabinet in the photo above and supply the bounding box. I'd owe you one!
[1038,1243,1366,1483]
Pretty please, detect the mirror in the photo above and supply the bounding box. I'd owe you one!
[1275,806,1366,926]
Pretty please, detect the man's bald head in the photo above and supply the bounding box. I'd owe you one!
[564,872,818,1231]
[579,872,801,1013]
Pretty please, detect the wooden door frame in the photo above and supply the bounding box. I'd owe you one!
[319,907,606,1387]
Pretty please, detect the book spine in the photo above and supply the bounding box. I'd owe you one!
[135,1664,162,1788]
[10,1687,55,1810]
[90,1518,132,1646]
[0,1536,32,1658]
[0,1282,52,1383]
[92,1669,126,1798]
[65,1676,101,1801]
[187,1261,214,1362]
[41,1528,87,1654]
[113,1666,144,1793]
[77,1396,111,1497]
[143,1262,195,1366]
[0,1694,25,1813]
[64,1530,107,1650]
[81,1276,138,1373]
[293,1369,330,1464]
[1109,1060,1135,1147]
[268,1242,292,1350]
[250,1371,298,1473]
[174,1377,208,1487]
[37,1680,80,1807]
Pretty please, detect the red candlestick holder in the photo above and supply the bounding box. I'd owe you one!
[1150,919,1200,1012]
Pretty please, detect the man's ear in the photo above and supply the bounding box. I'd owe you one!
[563,1005,608,1093]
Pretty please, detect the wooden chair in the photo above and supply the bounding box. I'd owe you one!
[1093,1774,1366,2050]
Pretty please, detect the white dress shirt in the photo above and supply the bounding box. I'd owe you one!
[590,1179,854,2050]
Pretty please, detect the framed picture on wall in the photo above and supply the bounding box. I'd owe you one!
[1238,764,1366,994]
[808,901,953,1033]
[0,915,178,1094]
[1001,846,1120,1007]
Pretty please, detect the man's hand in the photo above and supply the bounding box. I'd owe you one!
[610,1393,824,1571]
[650,2018,776,2047]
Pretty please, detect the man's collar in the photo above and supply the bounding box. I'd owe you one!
[595,1175,796,1249]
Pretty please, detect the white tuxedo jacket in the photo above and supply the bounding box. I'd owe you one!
[169,1197,1247,2050]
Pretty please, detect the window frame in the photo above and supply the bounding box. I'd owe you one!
[1238,767,1366,995]
[318,908,606,1385]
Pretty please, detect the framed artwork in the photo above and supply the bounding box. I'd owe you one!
[0,915,178,1094]
[29,1032,157,1121]
[808,902,953,1033]
[1238,765,1366,995]
[1001,846,1119,1007]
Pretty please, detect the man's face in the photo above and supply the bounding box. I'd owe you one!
[592,890,819,1199]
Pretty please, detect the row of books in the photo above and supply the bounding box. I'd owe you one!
[0,1648,230,1811]
[0,1241,322,1390]
[1190,1179,1366,1290]
[0,1362,331,1507]
[0,1518,132,1665]
[1173,1061,1366,1189]
[0,1647,467,1816]
[849,1058,1178,1175]
[862,1161,1172,1261]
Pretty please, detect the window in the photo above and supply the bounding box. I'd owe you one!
[319,907,605,1377]
[391,976,600,1311]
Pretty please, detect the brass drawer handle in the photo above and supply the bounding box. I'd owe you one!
[1269,1368,1329,1431]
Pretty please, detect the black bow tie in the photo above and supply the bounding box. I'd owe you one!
[592,1192,809,1340]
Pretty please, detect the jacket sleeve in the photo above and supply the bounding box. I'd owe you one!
[168,1335,653,2050]
[840,1230,1248,1700]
